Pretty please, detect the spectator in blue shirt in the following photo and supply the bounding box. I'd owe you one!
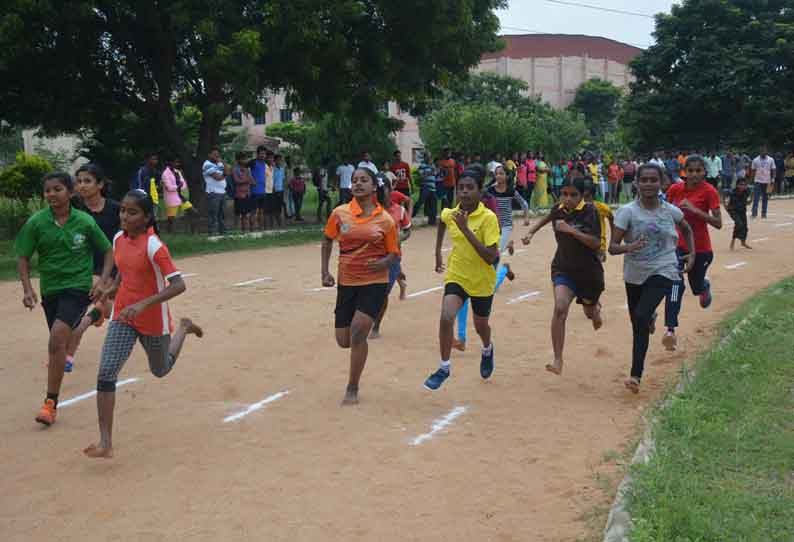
[273,154,286,227]
[132,152,161,199]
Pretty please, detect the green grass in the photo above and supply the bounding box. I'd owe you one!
[0,228,323,282]
[626,277,794,541]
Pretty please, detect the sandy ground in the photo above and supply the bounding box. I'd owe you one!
[2,201,794,542]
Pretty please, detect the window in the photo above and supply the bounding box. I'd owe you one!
[230,111,243,125]
[379,102,391,115]
[253,114,267,125]
[279,109,293,123]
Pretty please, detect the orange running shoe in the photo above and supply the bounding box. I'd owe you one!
[35,399,57,426]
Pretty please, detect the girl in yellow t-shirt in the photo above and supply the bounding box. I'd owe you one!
[423,164,500,391]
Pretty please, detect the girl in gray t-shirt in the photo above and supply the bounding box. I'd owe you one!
[610,164,695,394]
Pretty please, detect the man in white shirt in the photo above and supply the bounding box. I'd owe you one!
[649,151,666,169]
[751,147,775,219]
[335,159,355,205]
[704,151,722,189]
[203,147,227,236]
[357,151,378,175]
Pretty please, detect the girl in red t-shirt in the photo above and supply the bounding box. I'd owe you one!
[84,190,203,459]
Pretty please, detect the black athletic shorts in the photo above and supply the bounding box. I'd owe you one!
[234,197,253,216]
[444,282,494,317]
[335,283,388,328]
[263,193,280,213]
[42,289,91,330]
[252,194,265,210]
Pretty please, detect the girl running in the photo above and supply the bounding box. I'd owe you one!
[370,176,412,339]
[16,172,114,426]
[452,164,528,351]
[84,190,202,458]
[424,165,500,391]
[609,164,695,393]
[662,155,722,351]
[63,164,121,373]
[522,176,603,376]
[725,177,751,250]
[321,168,400,405]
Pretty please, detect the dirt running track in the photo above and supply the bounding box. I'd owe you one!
[2,202,794,542]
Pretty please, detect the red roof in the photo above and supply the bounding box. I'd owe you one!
[483,34,643,65]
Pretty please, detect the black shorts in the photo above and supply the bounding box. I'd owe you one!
[252,194,266,210]
[234,197,253,216]
[264,193,281,213]
[42,289,91,330]
[444,282,494,317]
[335,284,388,328]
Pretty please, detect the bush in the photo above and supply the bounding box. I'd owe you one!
[0,197,45,239]
[0,152,53,201]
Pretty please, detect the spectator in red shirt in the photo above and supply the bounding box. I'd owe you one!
[390,150,412,198]
[289,167,306,222]
[438,148,458,210]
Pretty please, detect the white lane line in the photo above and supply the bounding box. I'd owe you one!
[410,406,467,446]
[506,290,541,305]
[774,222,793,228]
[307,287,335,292]
[753,237,771,243]
[182,273,198,278]
[513,248,528,255]
[725,261,748,270]
[407,286,444,299]
[59,378,139,408]
[223,390,289,423]
[233,277,273,287]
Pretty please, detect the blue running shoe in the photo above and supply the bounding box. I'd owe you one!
[699,279,712,308]
[64,357,73,373]
[480,344,494,379]
[424,368,449,391]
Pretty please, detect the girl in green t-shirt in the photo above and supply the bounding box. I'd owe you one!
[16,172,113,426]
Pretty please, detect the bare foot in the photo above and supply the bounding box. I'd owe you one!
[180,318,204,338]
[452,339,466,352]
[624,377,640,394]
[742,242,752,249]
[83,443,113,458]
[505,263,515,281]
[369,328,380,339]
[591,304,603,331]
[729,242,736,251]
[545,360,563,375]
[507,240,515,255]
[341,387,359,406]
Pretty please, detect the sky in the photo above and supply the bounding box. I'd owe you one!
[496,0,677,49]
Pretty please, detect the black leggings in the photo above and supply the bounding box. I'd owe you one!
[664,250,713,330]
[626,276,673,380]
[729,209,748,241]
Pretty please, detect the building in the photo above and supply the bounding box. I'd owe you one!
[392,34,643,163]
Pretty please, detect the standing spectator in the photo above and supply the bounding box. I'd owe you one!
[438,148,458,210]
[516,152,529,201]
[289,167,305,222]
[664,152,680,184]
[774,152,785,196]
[335,157,355,205]
[505,153,518,182]
[736,152,751,183]
[622,157,638,199]
[381,161,397,188]
[232,152,254,232]
[704,150,722,189]
[314,159,332,222]
[526,151,537,205]
[720,150,737,191]
[532,153,550,209]
[272,154,286,227]
[162,157,187,234]
[606,158,624,204]
[357,150,378,174]
[649,151,666,169]
[284,156,295,221]
[132,152,161,203]
[750,147,775,219]
[391,150,412,198]
[550,159,568,202]
[203,147,227,237]
[262,151,277,229]
[785,150,794,194]
[414,152,437,224]
[249,146,268,231]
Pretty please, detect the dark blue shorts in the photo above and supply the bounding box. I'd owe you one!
[386,257,402,294]
[553,273,602,306]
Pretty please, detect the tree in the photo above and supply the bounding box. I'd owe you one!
[266,122,313,150]
[0,152,53,200]
[569,78,622,139]
[427,72,542,115]
[0,1,504,204]
[622,0,794,151]
[303,111,403,169]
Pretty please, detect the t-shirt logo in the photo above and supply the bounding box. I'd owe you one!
[72,233,86,250]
